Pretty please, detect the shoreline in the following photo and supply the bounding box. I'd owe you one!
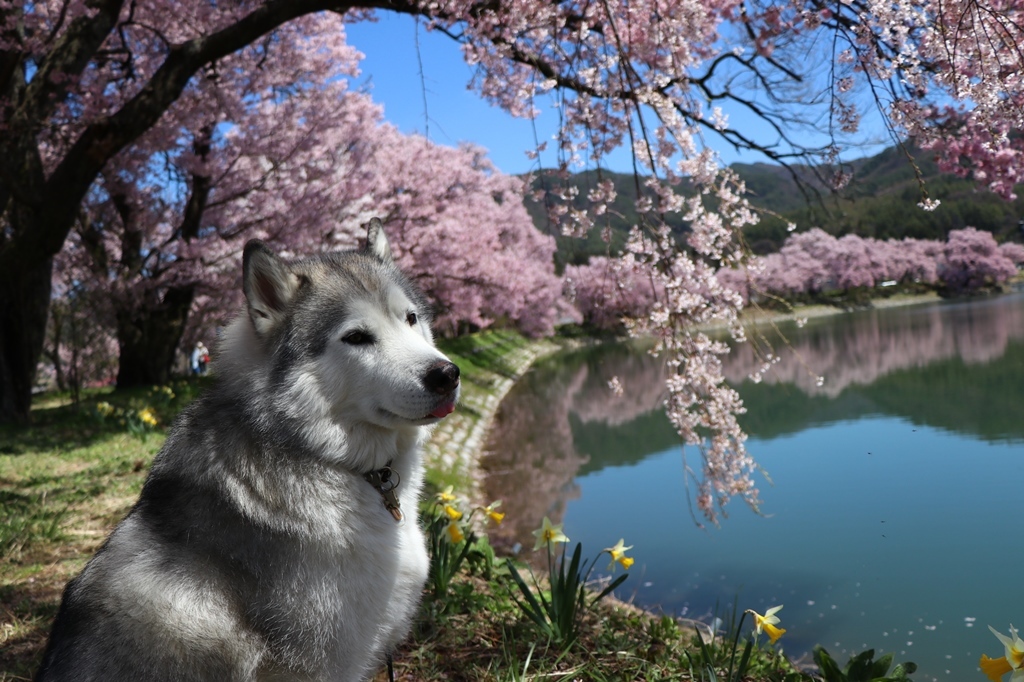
[422,335,563,500]
[426,290,955,501]
[706,290,943,332]
[427,290,950,494]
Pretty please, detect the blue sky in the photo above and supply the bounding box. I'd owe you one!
[345,15,893,177]
[345,15,584,175]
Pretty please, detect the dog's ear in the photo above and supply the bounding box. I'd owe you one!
[243,240,303,336]
[364,217,392,263]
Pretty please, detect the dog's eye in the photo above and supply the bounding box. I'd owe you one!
[342,330,374,345]
[406,312,418,326]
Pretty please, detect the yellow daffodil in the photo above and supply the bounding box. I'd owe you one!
[531,516,569,551]
[138,407,158,427]
[478,500,505,525]
[96,401,115,418]
[443,504,463,521]
[981,656,1014,682]
[981,624,1024,682]
[436,486,457,504]
[445,521,464,544]
[603,539,635,571]
[747,605,786,644]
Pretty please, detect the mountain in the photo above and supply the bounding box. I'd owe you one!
[523,145,1024,265]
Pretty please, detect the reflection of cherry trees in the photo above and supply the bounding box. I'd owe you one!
[724,297,1024,397]
[484,294,1024,538]
[482,344,668,549]
[569,346,668,427]
[481,362,585,552]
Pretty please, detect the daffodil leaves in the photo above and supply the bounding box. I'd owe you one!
[813,646,917,682]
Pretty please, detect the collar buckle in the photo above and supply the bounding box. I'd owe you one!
[364,463,402,522]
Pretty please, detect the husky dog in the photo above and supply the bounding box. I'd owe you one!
[36,219,460,682]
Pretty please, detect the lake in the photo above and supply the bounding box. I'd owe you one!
[481,292,1024,681]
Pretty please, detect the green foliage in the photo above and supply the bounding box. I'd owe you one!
[424,509,477,607]
[0,494,68,559]
[420,487,505,618]
[813,646,917,682]
[687,611,757,682]
[504,542,628,649]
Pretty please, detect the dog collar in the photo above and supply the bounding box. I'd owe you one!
[364,462,402,522]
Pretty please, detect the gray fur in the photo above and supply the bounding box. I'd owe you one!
[36,221,460,682]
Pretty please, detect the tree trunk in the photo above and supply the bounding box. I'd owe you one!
[0,0,381,424]
[0,258,54,423]
[115,286,196,388]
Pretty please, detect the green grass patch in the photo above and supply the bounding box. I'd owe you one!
[438,328,533,385]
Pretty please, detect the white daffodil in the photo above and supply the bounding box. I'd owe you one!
[478,500,505,525]
[436,486,457,504]
[531,516,569,551]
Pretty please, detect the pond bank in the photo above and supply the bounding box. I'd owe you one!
[429,291,949,497]
[424,331,563,498]
[428,293,952,493]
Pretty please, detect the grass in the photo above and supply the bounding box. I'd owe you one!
[0,380,206,680]
[379,571,749,681]
[439,328,537,388]
[0,339,916,681]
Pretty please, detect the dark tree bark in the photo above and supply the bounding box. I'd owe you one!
[0,0,407,423]
[0,253,53,423]
[115,286,196,388]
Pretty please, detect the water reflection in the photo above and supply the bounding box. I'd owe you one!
[482,292,1024,547]
[727,294,1024,397]
[736,294,1024,443]
[480,343,669,549]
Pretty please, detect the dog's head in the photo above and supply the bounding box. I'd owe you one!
[236,219,459,440]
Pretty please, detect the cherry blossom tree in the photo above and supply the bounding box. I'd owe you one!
[46,10,562,387]
[940,227,1019,294]
[356,130,565,338]
[58,119,562,386]
[564,256,660,331]
[715,227,1020,304]
[50,13,378,387]
[3,0,1024,524]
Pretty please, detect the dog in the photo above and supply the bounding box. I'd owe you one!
[36,219,460,682]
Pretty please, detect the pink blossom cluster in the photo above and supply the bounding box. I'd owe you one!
[563,256,663,330]
[561,172,761,523]
[49,10,565,392]
[620,171,760,525]
[357,135,567,338]
[718,228,1023,301]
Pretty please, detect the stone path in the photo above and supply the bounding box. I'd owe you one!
[422,338,560,500]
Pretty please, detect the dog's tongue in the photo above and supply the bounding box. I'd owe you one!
[429,402,456,419]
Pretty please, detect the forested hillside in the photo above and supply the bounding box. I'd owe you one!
[525,144,1024,266]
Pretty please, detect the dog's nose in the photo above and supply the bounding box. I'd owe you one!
[423,361,460,394]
